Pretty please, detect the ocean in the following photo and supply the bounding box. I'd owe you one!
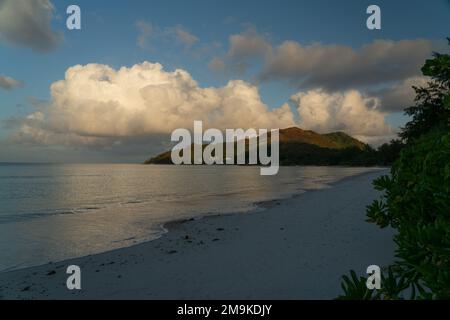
[0,163,380,272]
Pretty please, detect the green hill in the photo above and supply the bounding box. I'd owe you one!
[278,127,366,150]
[144,127,378,166]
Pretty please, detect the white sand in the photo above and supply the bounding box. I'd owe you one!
[0,169,395,300]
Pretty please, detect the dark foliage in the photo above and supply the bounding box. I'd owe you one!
[400,38,450,142]
[146,133,404,166]
[338,39,450,300]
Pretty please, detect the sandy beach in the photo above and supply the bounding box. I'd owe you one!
[0,169,395,300]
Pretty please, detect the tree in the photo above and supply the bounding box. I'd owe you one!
[400,38,450,142]
[376,139,405,166]
[338,38,450,300]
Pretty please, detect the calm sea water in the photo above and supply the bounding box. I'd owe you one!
[0,164,380,271]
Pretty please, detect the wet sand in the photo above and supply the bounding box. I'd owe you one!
[0,169,395,300]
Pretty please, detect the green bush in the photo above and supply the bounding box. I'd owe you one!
[338,38,450,300]
[338,129,450,299]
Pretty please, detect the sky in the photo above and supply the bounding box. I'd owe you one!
[0,0,449,163]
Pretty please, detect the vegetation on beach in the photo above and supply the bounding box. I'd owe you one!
[338,39,450,300]
[145,127,404,167]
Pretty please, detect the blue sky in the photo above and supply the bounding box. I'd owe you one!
[0,0,449,162]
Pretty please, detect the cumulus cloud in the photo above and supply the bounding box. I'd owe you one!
[260,39,434,90]
[11,62,296,147]
[291,89,392,141]
[373,76,429,112]
[0,75,22,90]
[0,0,61,52]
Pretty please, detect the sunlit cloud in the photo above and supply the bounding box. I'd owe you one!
[10,62,297,147]
[291,89,392,139]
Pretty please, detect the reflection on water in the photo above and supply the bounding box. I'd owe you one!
[0,164,380,271]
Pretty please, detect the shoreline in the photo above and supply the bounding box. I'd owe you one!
[0,168,394,299]
[162,167,387,232]
[0,167,386,274]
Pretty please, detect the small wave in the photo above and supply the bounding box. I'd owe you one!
[204,190,247,198]
[124,200,143,204]
[0,174,107,179]
[0,206,101,224]
[111,236,136,244]
[0,175,55,180]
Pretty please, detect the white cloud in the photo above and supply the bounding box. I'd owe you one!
[12,62,295,147]
[0,0,61,52]
[10,61,394,148]
[291,89,392,140]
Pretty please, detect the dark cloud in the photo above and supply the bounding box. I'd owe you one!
[0,75,22,90]
[212,28,435,92]
[208,57,225,72]
[0,0,61,52]
[227,27,271,61]
[209,27,271,75]
[168,25,198,48]
[259,39,435,91]
[135,20,199,50]
[371,76,429,112]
